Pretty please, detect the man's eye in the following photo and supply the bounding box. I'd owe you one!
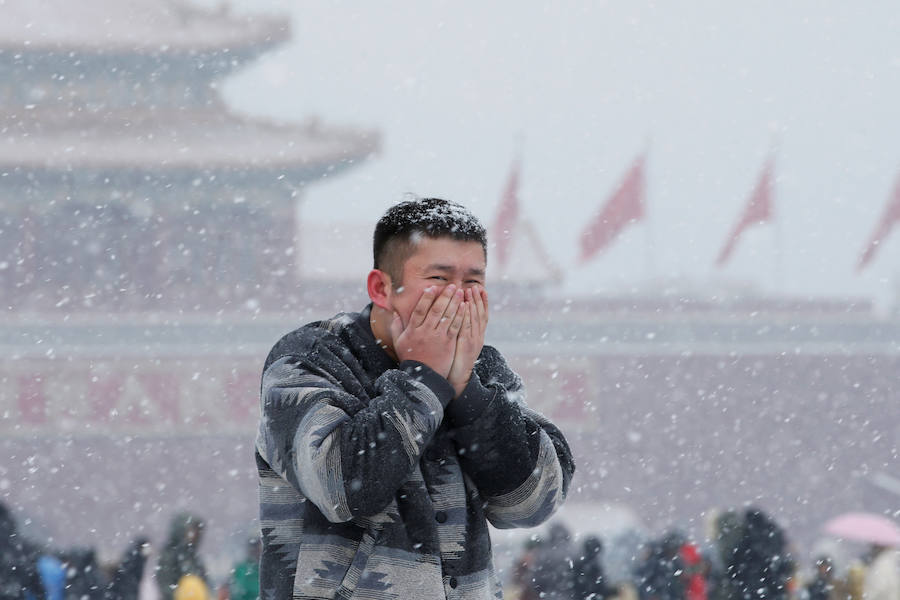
[429,276,447,281]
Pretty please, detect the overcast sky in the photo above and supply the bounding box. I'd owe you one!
[223,1,900,309]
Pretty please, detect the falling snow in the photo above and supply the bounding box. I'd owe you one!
[2,1,900,600]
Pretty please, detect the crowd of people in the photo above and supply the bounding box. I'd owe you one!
[3,501,899,600]
[0,503,258,600]
[506,507,900,600]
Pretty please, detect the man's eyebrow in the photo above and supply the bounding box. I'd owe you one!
[424,264,455,272]
[424,264,485,277]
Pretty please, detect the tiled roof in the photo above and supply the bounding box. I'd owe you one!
[0,0,289,52]
[0,106,379,172]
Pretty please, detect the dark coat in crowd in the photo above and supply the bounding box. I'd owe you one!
[807,577,835,600]
[0,503,45,600]
[105,538,150,600]
[156,514,208,600]
[574,535,617,600]
[635,533,686,600]
[804,555,835,600]
[61,548,105,600]
[532,523,577,600]
[708,511,744,600]
[731,508,792,600]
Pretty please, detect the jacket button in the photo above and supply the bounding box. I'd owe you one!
[435,511,447,523]
[449,577,458,589]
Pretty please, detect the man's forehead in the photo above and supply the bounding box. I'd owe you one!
[404,237,486,269]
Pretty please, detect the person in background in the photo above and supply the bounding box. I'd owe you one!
[106,538,150,600]
[732,508,792,600]
[862,544,900,600]
[156,514,208,600]
[573,535,618,600]
[61,548,105,600]
[531,522,577,600]
[227,537,261,600]
[707,510,742,600]
[510,537,543,600]
[805,555,836,600]
[0,503,45,600]
[835,558,865,600]
[174,575,209,600]
[679,542,708,600]
[635,532,686,600]
[36,554,66,600]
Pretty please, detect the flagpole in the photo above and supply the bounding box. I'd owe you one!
[774,200,785,294]
[644,169,655,283]
[641,141,654,284]
[514,131,525,159]
[770,155,783,293]
[768,138,783,295]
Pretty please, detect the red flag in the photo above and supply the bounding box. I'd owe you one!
[578,154,645,262]
[858,171,900,272]
[716,159,774,267]
[493,160,520,268]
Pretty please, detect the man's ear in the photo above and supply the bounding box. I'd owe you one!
[366,269,393,310]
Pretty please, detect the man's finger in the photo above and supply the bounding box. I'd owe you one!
[456,301,472,344]
[473,286,488,329]
[425,284,457,329]
[439,288,464,332]
[448,300,467,338]
[465,298,475,335]
[466,287,478,335]
[410,286,436,327]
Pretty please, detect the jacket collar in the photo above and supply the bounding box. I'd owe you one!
[351,303,399,373]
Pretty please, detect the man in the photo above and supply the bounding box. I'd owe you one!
[256,198,575,599]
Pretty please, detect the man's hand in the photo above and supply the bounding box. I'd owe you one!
[448,286,488,397]
[390,284,465,378]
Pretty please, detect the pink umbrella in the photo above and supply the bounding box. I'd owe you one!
[824,512,900,547]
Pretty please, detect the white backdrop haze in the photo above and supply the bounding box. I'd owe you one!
[218,0,900,308]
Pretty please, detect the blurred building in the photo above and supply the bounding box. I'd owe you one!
[0,0,378,564]
[0,0,377,314]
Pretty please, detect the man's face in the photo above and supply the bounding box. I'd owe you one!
[386,236,486,328]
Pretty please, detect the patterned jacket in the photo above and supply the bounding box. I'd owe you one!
[256,305,575,599]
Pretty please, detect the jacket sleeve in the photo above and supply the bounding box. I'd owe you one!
[445,346,575,529]
[256,329,455,523]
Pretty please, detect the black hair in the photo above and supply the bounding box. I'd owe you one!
[373,197,487,284]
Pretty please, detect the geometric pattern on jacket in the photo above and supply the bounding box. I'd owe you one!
[256,305,575,600]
